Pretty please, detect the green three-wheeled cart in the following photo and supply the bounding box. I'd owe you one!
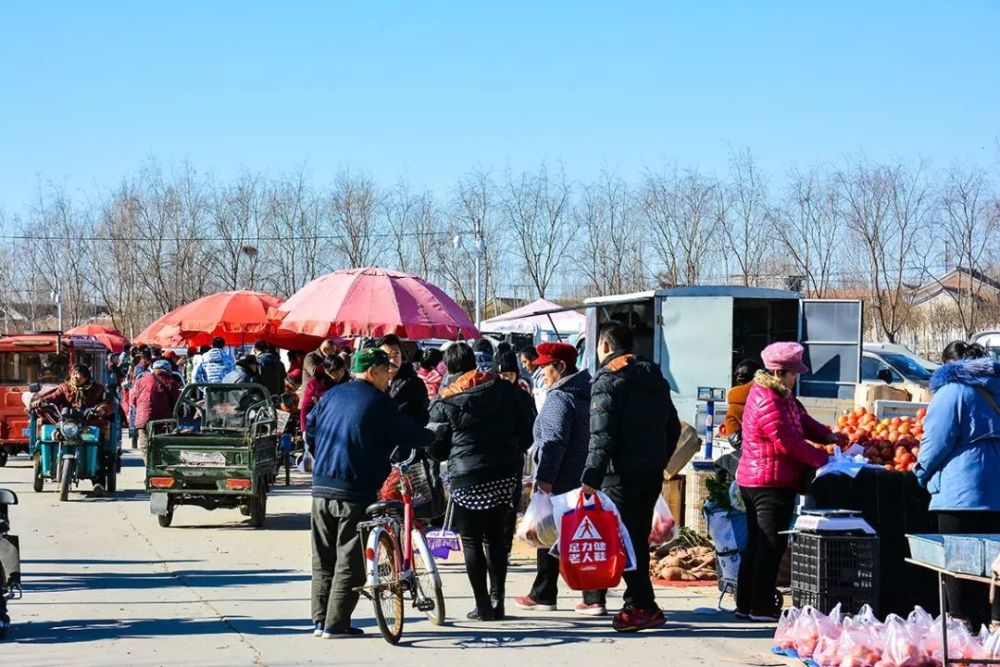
[144,383,277,528]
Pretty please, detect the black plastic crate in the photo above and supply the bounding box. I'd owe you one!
[790,531,879,615]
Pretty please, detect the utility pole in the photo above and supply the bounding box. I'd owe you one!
[453,232,488,331]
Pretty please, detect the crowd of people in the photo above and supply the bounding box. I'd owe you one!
[305,322,680,638]
[32,317,1000,642]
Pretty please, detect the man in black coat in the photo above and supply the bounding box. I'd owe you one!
[254,340,287,398]
[379,334,430,426]
[580,321,681,633]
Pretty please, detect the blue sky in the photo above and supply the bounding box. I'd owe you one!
[1,1,998,212]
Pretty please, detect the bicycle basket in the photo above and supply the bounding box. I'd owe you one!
[410,459,447,520]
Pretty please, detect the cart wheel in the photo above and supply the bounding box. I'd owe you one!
[0,451,7,467]
[59,458,74,502]
[32,455,44,493]
[157,507,174,528]
[248,485,267,529]
[774,589,784,611]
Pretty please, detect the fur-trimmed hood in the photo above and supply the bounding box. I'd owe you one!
[930,357,1000,392]
[753,370,791,396]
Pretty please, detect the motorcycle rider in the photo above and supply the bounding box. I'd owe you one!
[31,363,113,422]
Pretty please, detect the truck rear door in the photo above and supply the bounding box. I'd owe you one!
[797,299,863,400]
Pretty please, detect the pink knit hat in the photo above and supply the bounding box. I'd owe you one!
[761,342,809,374]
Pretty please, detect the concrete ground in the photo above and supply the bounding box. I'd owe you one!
[0,451,781,666]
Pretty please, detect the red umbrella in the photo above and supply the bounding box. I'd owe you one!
[134,291,286,348]
[272,267,479,340]
[65,324,130,354]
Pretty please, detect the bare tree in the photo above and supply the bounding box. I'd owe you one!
[722,148,771,286]
[442,170,512,318]
[577,171,647,295]
[935,165,1000,337]
[643,167,722,286]
[384,181,445,284]
[774,166,844,297]
[329,170,383,268]
[501,165,572,299]
[837,159,932,343]
[264,170,326,297]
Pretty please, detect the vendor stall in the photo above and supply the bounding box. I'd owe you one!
[809,469,938,616]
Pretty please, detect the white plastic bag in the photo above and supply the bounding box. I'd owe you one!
[551,488,637,571]
[296,449,314,474]
[516,491,557,548]
[649,495,678,545]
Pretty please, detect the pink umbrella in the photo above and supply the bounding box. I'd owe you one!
[272,267,479,340]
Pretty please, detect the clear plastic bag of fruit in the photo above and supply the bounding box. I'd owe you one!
[983,624,1000,658]
[882,614,928,666]
[855,604,883,629]
[774,606,801,651]
[829,620,884,667]
[923,616,987,664]
[793,606,843,658]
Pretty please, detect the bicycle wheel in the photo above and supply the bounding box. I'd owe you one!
[410,529,446,625]
[370,529,404,644]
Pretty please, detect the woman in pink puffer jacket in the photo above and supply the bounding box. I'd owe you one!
[735,342,839,622]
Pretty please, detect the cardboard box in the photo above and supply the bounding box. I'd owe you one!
[854,382,910,412]
[665,421,701,479]
[661,475,686,528]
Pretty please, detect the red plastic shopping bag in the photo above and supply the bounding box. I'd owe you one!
[559,492,626,590]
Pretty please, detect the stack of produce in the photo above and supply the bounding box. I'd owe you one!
[828,407,927,473]
[774,604,1000,666]
[649,545,716,582]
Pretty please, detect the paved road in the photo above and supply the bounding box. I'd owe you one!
[0,451,779,666]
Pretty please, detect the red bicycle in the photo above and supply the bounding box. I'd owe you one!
[356,450,445,644]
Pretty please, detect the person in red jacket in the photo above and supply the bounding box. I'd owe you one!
[735,342,841,622]
[300,356,348,437]
[130,360,182,456]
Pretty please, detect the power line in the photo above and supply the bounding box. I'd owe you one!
[0,230,457,243]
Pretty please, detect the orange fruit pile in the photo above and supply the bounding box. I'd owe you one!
[832,406,926,473]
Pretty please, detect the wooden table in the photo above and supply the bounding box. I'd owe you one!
[904,558,1000,664]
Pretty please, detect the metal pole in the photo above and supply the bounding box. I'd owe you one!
[474,248,483,331]
[703,400,715,459]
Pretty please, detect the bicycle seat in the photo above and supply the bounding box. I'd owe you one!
[0,489,17,506]
[365,500,403,518]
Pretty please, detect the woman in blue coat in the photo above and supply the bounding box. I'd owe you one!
[915,341,1000,630]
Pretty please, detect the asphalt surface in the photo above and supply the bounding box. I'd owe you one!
[0,450,779,666]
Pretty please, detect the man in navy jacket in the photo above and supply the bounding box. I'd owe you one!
[307,348,434,638]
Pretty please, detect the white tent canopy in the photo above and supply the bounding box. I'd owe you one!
[480,298,585,338]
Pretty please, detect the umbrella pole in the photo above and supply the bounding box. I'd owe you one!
[545,313,566,342]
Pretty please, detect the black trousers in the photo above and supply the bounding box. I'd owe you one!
[937,511,1000,628]
[587,472,662,611]
[527,548,601,606]
[736,486,796,614]
[458,504,510,613]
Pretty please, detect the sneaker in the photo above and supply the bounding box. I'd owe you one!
[575,602,607,616]
[612,608,666,633]
[313,622,324,637]
[322,627,364,638]
[749,610,781,623]
[514,596,557,612]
